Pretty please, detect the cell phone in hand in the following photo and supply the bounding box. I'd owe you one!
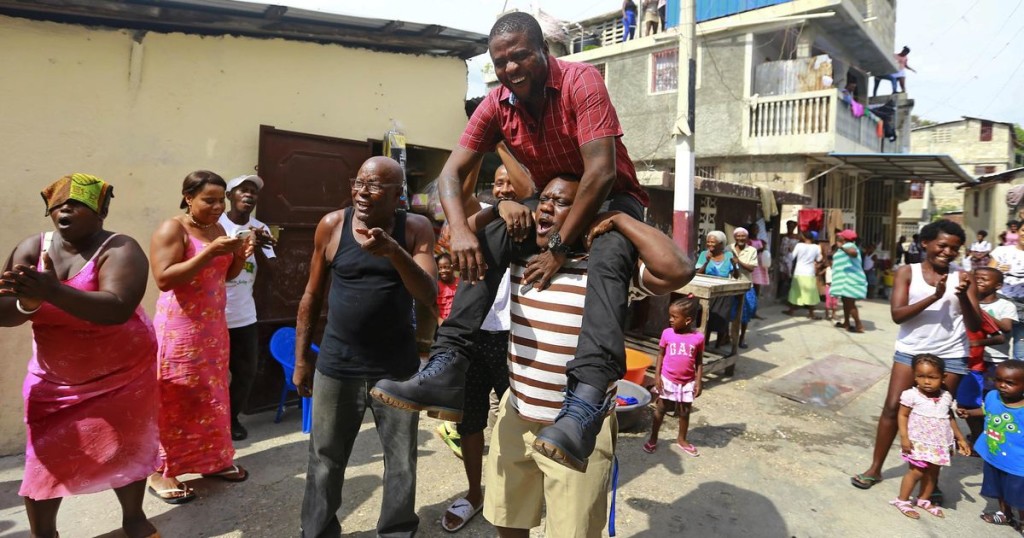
[234,229,252,240]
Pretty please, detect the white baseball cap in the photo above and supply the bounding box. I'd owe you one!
[226,174,264,192]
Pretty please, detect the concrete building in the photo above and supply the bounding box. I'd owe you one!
[898,117,1019,239]
[0,0,486,455]
[556,0,971,260]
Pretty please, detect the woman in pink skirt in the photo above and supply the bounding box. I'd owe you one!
[748,222,770,318]
[0,174,160,538]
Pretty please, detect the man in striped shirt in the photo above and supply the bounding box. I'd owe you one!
[478,175,692,535]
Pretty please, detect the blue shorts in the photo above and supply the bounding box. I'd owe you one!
[981,461,1024,510]
[955,365,997,408]
[893,351,969,376]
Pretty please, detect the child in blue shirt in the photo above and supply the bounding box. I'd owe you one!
[958,360,1024,530]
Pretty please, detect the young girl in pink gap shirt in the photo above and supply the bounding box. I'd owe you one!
[644,296,705,456]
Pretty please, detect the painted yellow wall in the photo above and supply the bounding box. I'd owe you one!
[0,15,469,455]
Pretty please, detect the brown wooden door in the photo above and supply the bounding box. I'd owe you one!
[245,125,371,413]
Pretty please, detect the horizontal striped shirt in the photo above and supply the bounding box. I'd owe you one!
[507,258,650,423]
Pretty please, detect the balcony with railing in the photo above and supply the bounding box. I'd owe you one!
[745,89,886,154]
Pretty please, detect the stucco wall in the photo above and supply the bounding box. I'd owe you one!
[907,119,1016,222]
[0,15,469,455]
[699,155,810,200]
[911,120,1016,172]
[962,182,1012,248]
[695,35,749,157]
[603,46,678,165]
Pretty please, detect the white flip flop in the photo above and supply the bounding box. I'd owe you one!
[440,497,482,533]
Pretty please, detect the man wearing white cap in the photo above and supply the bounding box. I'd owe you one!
[219,174,277,440]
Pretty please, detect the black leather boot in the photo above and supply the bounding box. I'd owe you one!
[532,380,614,472]
[370,349,468,422]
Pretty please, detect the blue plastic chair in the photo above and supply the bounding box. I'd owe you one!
[269,327,314,434]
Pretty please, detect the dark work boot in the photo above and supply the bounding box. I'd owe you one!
[370,349,468,422]
[532,380,614,473]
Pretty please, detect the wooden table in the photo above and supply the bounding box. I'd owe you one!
[624,275,752,383]
[679,275,751,375]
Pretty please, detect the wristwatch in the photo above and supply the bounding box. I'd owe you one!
[547,231,571,256]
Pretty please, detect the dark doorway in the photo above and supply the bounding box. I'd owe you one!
[246,125,372,413]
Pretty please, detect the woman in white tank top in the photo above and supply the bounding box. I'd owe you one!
[851,220,981,496]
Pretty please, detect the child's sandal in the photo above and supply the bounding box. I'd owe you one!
[980,511,1015,526]
[915,498,944,518]
[642,441,657,454]
[889,499,920,519]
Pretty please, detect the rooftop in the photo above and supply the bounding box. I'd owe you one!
[0,0,489,58]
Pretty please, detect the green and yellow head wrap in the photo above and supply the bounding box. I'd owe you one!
[40,173,114,216]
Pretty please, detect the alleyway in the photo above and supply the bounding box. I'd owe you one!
[0,300,1009,537]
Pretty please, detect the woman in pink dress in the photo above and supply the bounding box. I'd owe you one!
[748,222,770,320]
[0,174,160,538]
[148,170,253,503]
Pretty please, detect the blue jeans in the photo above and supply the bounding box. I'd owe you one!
[301,372,419,537]
[1013,321,1024,360]
[622,12,637,41]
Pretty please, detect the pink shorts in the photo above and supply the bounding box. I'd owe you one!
[660,376,696,403]
[824,285,839,310]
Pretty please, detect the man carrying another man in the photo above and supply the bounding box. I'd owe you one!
[372,11,652,473]
[477,174,692,536]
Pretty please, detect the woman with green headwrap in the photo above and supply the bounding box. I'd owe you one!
[0,173,160,538]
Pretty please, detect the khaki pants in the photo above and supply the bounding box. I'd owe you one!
[483,393,616,537]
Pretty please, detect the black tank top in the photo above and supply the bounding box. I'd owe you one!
[316,207,417,380]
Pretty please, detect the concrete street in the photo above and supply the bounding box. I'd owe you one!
[0,299,1014,537]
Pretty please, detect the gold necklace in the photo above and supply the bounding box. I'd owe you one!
[189,213,216,229]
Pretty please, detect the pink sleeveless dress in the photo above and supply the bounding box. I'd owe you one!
[153,234,234,476]
[20,233,160,500]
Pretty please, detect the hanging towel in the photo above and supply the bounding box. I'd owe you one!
[759,186,779,219]
[849,99,864,118]
[827,208,845,244]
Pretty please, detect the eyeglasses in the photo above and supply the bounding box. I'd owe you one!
[350,178,400,194]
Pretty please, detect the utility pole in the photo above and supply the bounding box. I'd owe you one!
[672,0,697,254]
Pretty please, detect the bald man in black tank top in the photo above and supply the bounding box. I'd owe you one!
[293,156,437,537]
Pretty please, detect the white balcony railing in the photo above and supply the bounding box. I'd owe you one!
[746,89,884,154]
[749,89,832,138]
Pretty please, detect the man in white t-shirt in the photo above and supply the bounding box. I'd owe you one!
[219,174,277,440]
[989,232,1024,360]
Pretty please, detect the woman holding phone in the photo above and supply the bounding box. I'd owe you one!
[147,170,254,504]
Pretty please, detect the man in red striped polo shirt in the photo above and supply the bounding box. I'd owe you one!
[372,11,654,470]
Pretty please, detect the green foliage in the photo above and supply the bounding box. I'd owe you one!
[911,115,936,129]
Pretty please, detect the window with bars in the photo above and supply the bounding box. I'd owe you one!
[980,120,993,142]
[650,48,678,93]
[695,165,719,179]
[932,129,951,143]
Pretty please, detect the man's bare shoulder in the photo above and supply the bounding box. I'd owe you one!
[404,211,432,230]
[320,208,347,227]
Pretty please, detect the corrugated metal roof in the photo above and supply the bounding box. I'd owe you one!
[818,153,975,183]
[0,0,489,58]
